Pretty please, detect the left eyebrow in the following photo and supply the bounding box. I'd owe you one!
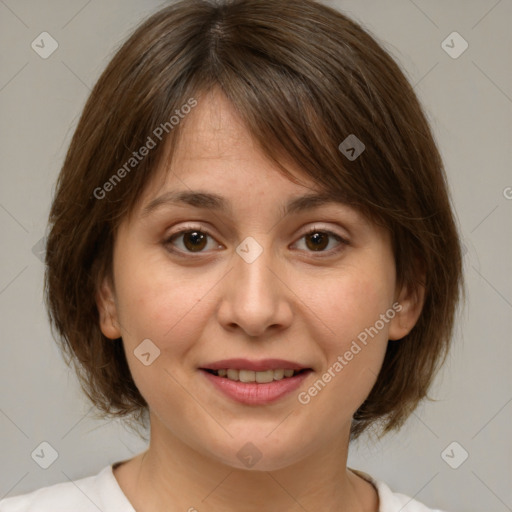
[140,189,349,218]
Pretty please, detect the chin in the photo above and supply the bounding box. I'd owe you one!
[205,435,308,472]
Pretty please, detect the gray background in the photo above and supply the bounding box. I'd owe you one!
[1,1,511,510]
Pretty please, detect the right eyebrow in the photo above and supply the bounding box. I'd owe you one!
[141,190,231,217]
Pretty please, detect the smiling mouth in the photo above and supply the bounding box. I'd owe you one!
[202,368,309,383]
[200,366,313,404]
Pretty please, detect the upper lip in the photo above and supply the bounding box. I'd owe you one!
[200,358,310,371]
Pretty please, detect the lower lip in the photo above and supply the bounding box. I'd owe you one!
[201,370,312,405]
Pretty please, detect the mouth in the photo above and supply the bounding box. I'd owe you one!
[199,359,313,405]
[201,368,309,382]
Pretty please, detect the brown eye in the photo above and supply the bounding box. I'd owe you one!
[305,231,330,251]
[165,227,220,255]
[182,231,208,252]
[294,227,349,256]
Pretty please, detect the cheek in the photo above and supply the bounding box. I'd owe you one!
[112,258,214,407]
[293,265,394,417]
[302,266,395,351]
[112,255,232,419]
[114,248,214,347]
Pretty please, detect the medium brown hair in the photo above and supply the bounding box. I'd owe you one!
[44,0,463,440]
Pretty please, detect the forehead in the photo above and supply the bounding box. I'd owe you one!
[138,88,327,206]
[174,89,274,166]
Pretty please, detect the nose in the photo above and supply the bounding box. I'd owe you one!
[216,240,293,338]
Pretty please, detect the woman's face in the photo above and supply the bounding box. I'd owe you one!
[98,89,419,471]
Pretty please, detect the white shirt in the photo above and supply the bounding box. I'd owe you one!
[0,464,447,511]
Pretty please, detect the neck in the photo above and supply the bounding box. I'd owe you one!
[119,417,376,512]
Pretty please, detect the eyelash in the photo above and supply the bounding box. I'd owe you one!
[163,224,349,258]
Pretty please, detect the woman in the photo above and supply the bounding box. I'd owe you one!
[0,0,462,510]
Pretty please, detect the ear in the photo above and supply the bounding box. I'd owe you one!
[388,273,426,341]
[95,274,122,340]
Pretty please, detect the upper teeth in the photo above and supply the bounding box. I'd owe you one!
[215,368,297,383]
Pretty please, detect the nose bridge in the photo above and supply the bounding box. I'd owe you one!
[220,235,289,336]
[234,235,277,304]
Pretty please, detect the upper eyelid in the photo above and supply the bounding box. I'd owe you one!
[166,223,348,238]
[302,224,349,240]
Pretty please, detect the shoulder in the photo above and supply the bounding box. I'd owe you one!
[350,468,449,512]
[0,465,128,512]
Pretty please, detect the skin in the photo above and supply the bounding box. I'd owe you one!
[97,88,424,512]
